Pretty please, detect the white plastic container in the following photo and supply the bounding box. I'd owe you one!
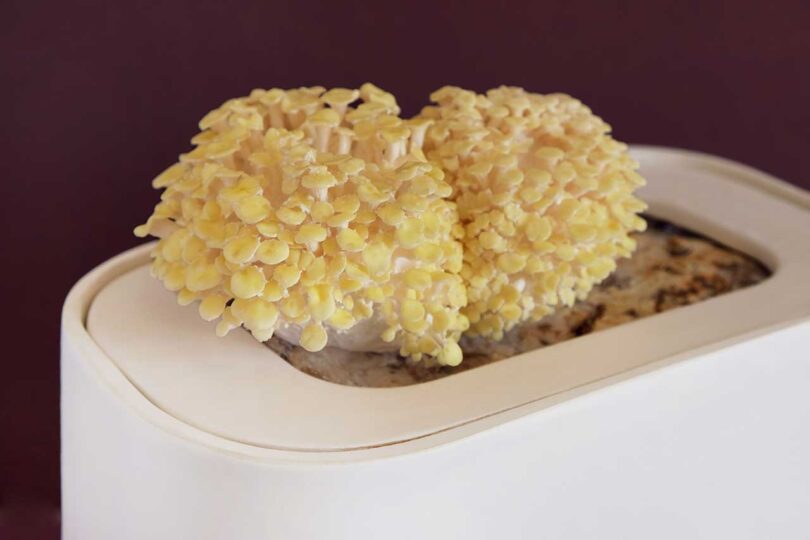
[61,147,810,539]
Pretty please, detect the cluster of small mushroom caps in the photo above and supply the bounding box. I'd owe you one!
[135,83,647,367]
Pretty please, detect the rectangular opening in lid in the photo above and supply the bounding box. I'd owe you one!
[262,214,771,388]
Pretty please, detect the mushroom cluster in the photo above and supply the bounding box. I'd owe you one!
[418,86,647,340]
[135,84,468,366]
[136,84,646,366]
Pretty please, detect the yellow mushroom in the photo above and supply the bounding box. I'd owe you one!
[135,84,467,365]
[418,86,646,340]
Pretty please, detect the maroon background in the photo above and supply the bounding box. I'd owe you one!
[2,0,809,536]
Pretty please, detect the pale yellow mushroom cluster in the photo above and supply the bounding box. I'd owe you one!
[136,83,647,366]
[135,84,468,365]
[418,86,647,340]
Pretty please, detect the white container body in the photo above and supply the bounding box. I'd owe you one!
[61,147,810,539]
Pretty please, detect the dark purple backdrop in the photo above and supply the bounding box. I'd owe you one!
[2,0,809,536]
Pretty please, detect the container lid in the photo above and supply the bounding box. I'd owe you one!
[85,147,810,451]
